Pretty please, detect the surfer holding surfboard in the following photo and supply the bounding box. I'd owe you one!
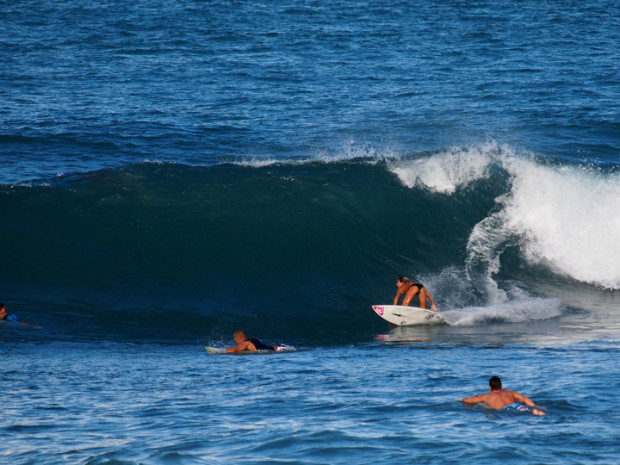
[371,277,443,326]
[393,277,438,310]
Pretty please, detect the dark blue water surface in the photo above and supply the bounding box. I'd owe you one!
[2,339,620,465]
[1,0,619,463]
[2,0,619,183]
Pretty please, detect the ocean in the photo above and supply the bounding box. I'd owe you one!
[1,0,619,463]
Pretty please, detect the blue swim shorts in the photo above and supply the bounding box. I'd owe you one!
[502,402,530,412]
[4,314,20,324]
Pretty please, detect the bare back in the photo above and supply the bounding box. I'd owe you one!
[463,389,534,409]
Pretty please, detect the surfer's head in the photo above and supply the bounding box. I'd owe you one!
[233,330,248,343]
[396,277,410,287]
[489,376,502,391]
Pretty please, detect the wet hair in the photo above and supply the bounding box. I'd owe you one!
[489,376,502,390]
[397,277,410,284]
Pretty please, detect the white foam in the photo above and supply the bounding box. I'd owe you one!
[443,296,563,326]
[399,144,620,291]
[235,157,282,168]
[387,140,502,194]
[500,160,620,289]
[389,141,620,291]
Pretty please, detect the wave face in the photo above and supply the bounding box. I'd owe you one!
[1,143,619,342]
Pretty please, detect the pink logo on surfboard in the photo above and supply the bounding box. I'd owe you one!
[373,306,384,316]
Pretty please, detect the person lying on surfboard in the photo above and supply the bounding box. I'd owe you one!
[393,277,438,310]
[461,376,545,415]
[0,302,33,327]
[225,330,286,353]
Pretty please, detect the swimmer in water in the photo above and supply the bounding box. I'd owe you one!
[462,376,545,415]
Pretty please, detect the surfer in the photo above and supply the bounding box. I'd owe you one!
[0,303,31,327]
[393,277,438,310]
[225,330,284,353]
[462,376,545,415]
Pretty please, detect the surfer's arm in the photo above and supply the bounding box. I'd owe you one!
[462,394,487,405]
[225,340,251,353]
[512,391,536,407]
[426,291,438,311]
[393,289,403,305]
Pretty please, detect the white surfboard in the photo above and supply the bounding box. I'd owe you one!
[205,346,226,354]
[372,305,446,326]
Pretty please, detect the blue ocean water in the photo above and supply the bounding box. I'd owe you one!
[1,0,619,463]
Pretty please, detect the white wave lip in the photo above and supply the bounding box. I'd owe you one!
[387,141,499,194]
[236,140,400,168]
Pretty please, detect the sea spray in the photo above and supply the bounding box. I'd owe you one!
[387,141,499,194]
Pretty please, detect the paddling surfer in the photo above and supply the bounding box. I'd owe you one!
[393,277,438,310]
[0,302,32,327]
[462,376,545,415]
[225,330,285,353]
